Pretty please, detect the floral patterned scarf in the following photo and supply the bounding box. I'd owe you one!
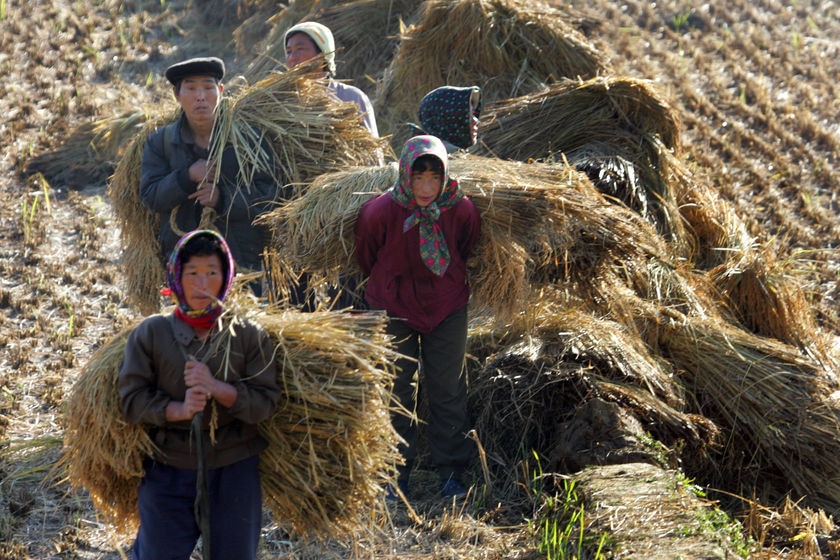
[390,135,463,277]
[166,229,235,330]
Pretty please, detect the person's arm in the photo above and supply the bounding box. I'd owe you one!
[139,125,195,213]
[354,196,387,275]
[220,324,280,425]
[119,318,181,426]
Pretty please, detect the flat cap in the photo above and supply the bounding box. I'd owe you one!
[165,57,225,86]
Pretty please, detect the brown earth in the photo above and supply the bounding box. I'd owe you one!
[1,0,839,558]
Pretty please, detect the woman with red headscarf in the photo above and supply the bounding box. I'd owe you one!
[119,229,280,559]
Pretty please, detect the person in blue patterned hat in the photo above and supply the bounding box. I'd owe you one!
[119,229,280,560]
[410,85,482,152]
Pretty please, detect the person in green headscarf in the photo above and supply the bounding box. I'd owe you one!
[355,135,482,500]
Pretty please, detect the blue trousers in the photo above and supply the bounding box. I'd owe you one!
[131,455,262,560]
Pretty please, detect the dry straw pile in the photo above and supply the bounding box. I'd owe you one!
[374,0,608,143]
[61,303,401,539]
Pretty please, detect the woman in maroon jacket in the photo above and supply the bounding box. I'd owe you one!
[355,135,481,499]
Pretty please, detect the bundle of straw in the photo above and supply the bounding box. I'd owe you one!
[256,308,401,538]
[59,323,152,533]
[477,76,685,243]
[622,295,840,515]
[60,306,401,540]
[107,113,174,316]
[266,155,674,323]
[26,111,148,187]
[375,0,608,141]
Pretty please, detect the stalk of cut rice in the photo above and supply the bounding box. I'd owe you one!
[375,0,608,141]
[59,322,151,534]
[60,305,401,540]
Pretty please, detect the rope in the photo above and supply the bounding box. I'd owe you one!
[169,205,218,238]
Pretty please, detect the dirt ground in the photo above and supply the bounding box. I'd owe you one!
[1,0,839,558]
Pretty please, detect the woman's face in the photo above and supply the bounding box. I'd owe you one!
[180,253,224,311]
[285,32,320,69]
[411,169,443,208]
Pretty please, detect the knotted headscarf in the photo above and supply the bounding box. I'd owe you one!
[390,135,463,277]
[166,229,235,330]
[415,85,482,149]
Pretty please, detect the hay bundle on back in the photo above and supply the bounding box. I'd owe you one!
[59,323,152,534]
[265,155,675,322]
[108,113,174,316]
[374,0,608,142]
[256,308,401,538]
[108,63,391,314]
[60,305,400,540]
[476,76,686,244]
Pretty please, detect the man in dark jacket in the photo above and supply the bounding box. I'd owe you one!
[140,57,278,276]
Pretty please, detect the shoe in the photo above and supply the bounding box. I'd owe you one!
[440,477,467,498]
[385,479,409,502]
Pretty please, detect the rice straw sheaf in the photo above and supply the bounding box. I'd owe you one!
[709,247,830,362]
[477,76,686,244]
[59,322,151,534]
[216,63,393,187]
[255,307,402,539]
[107,112,174,316]
[267,155,676,322]
[375,0,608,142]
[26,110,148,187]
[60,306,401,540]
[637,299,840,515]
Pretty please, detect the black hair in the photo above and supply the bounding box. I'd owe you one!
[180,233,228,276]
[286,31,322,53]
[411,154,444,176]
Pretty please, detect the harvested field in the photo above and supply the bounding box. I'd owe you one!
[2,0,839,558]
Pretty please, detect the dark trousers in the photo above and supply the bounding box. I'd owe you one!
[388,306,473,482]
[132,455,262,560]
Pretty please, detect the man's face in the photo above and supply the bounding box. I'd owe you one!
[174,75,222,126]
[285,32,320,69]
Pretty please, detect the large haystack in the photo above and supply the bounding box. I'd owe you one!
[374,0,608,143]
[61,303,401,540]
